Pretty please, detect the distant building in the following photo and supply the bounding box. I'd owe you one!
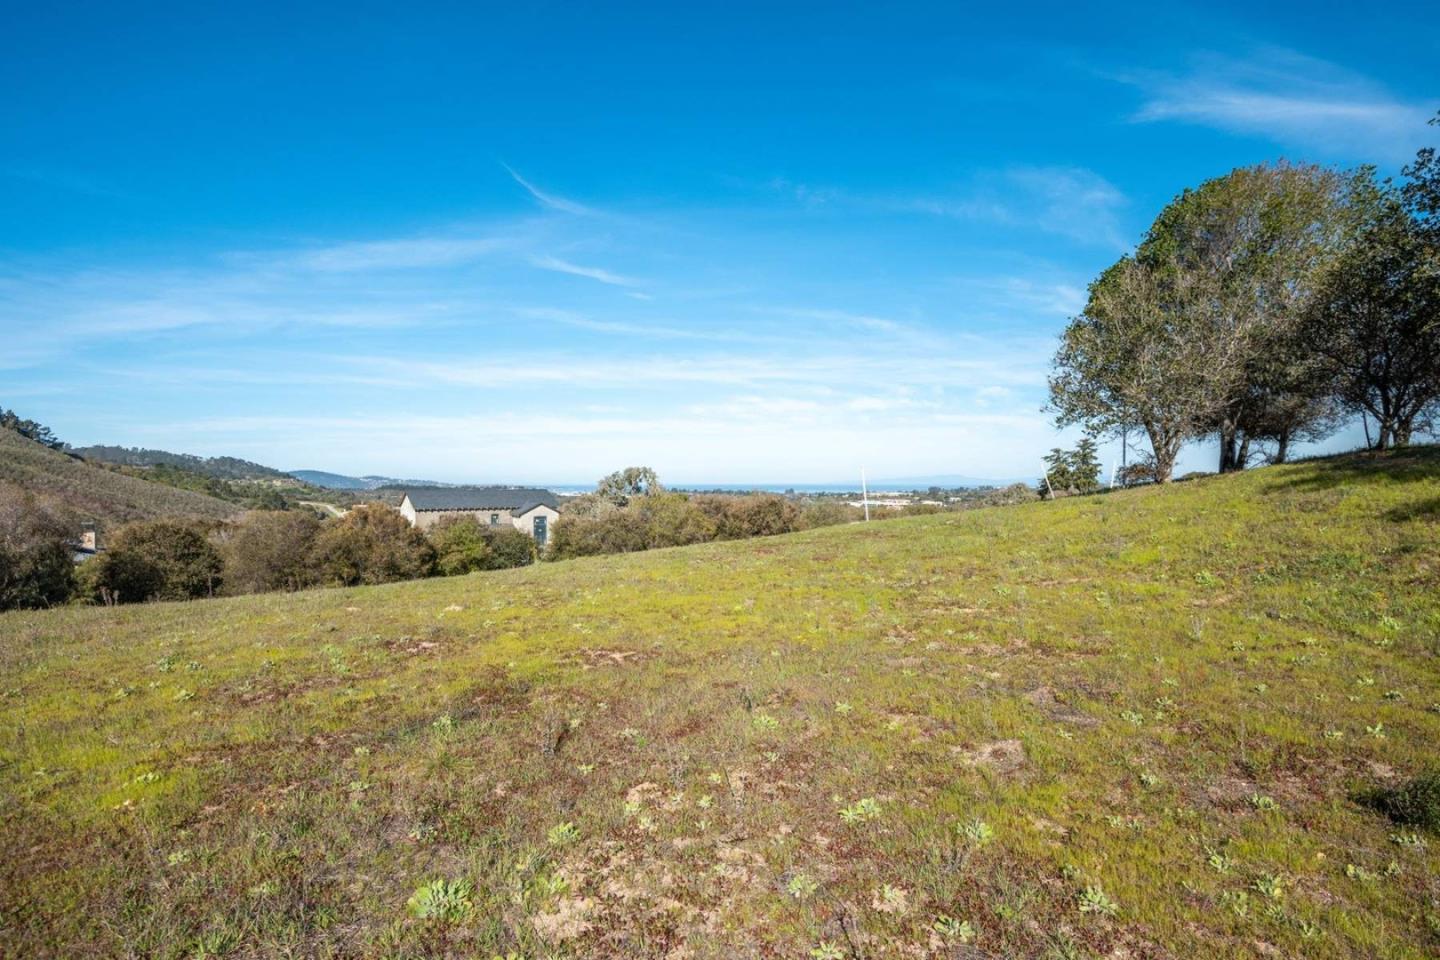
[73,523,99,563]
[397,487,560,546]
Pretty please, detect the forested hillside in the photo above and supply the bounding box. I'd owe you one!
[70,445,289,480]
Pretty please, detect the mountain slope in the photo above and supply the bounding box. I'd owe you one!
[2,449,1438,958]
[0,428,240,525]
[69,445,288,480]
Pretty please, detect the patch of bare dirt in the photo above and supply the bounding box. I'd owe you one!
[1024,686,1100,727]
[577,648,647,668]
[952,739,1027,775]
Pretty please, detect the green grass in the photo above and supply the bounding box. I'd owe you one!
[3,448,1439,959]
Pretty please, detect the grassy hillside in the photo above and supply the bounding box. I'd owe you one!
[2,450,1438,959]
[0,428,240,526]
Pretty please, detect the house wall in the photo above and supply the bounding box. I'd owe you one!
[402,503,561,537]
[511,504,560,538]
[411,508,514,532]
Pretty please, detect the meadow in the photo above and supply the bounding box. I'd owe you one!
[2,449,1438,959]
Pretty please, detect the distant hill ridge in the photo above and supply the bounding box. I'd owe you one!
[71,445,288,481]
[1,430,239,526]
[288,470,454,490]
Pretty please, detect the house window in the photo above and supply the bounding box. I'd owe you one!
[490,513,500,526]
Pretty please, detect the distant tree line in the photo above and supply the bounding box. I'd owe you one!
[1050,115,1440,481]
[68,445,289,479]
[0,488,542,610]
[547,467,1036,559]
[0,407,64,450]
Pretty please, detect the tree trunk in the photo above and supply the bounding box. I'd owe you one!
[1273,431,1290,464]
[1393,419,1413,447]
[1217,420,1238,473]
[1235,434,1251,471]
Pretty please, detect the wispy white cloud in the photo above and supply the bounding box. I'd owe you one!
[514,307,766,343]
[335,342,1048,393]
[953,275,1088,319]
[128,403,1057,484]
[1122,47,1436,159]
[870,167,1131,250]
[756,168,1131,249]
[290,236,508,272]
[503,163,597,215]
[774,307,909,334]
[529,254,640,287]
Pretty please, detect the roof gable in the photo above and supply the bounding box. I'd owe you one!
[399,486,559,512]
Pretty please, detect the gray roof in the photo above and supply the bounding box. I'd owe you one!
[401,486,558,514]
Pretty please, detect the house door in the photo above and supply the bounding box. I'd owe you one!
[532,515,548,547]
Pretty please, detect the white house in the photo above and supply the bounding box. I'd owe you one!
[397,487,560,546]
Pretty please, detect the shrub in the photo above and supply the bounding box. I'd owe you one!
[90,520,223,603]
[560,492,620,521]
[484,524,538,569]
[634,491,716,548]
[0,484,76,610]
[547,511,647,559]
[428,516,536,575]
[798,500,860,529]
[309,504,435,586]
[221,510,322,594]
[1360,771,1440,831]
[695,494,801,539]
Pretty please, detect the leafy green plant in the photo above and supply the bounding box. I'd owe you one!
[959,817,994,846]
[839,797,881,825]
[932,915,976,942]
[547,821,579,846]
[785,872,818,900]
[1078,885,1119,916]
[406,878,473,922]
[1253,873,1286,900]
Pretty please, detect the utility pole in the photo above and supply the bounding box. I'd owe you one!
[860,467,870,522]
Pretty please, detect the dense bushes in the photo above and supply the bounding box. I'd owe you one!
[310,504,436,587]
[220,510,323,594]
[86,520,223,603]
[549,490,839,560]
[0,485,76,610]
[0,500,555,609]
[429,516,536,574]
[3,481,978,609]
[695,494,801,539]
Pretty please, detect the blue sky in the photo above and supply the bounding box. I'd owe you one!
[3,2,1437,484]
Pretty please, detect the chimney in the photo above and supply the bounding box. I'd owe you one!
[79,523,97,553]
